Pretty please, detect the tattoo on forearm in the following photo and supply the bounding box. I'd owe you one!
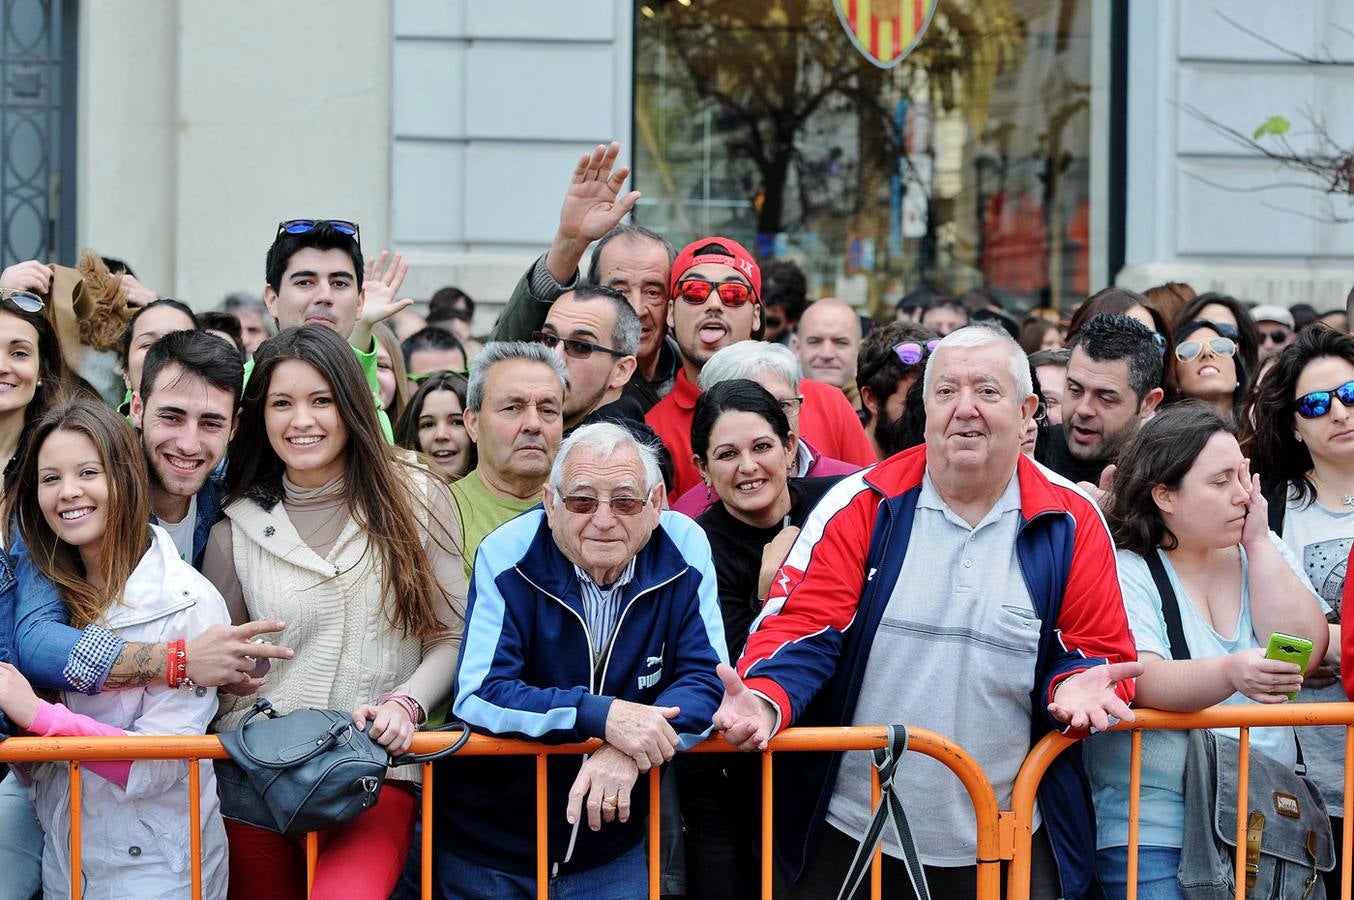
[104,642,166,690]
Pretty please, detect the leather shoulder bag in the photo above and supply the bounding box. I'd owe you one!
[215,699,470,837]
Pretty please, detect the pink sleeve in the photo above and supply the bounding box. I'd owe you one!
[28,700,132,788]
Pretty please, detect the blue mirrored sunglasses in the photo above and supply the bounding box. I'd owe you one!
[276,219,360,244]
[1296,379,1354,419]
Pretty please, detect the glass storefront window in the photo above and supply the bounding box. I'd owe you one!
[633,0,1093,317]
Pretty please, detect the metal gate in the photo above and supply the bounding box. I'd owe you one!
[0,0,76,267]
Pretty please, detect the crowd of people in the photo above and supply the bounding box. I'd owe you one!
[0,139,1347,900]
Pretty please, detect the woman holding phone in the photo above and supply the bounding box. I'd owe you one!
[1084,402,1328,898]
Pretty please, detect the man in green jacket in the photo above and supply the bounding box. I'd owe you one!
[490,143,681,413]
[256,219,411,440]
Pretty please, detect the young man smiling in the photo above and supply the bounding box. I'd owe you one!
[130,329,242,568]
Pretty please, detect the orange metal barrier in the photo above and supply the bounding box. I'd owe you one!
[1005,702,1354,900]
[0,725,1003,900]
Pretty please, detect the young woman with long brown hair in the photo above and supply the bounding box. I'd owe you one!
[202,324,466,899]
[0,398,231,898]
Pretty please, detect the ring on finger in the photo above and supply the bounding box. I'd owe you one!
[602,793,619,809]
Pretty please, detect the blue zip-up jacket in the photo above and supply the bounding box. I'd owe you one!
[437,508,727,876]
[738,449,1136,899]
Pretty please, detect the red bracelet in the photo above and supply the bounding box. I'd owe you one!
[166,639,187,689]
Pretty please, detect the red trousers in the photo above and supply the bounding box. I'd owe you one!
[225,781,416,900]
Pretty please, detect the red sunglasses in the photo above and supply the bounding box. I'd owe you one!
[676,277,756,308]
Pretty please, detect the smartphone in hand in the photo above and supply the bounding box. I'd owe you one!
[1264,632,1315,701]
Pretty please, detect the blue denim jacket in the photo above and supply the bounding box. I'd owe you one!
[9,530,121,697]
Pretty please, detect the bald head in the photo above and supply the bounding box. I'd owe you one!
[793,299,862,388]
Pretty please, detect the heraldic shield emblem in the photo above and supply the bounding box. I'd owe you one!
[833,0,938,69]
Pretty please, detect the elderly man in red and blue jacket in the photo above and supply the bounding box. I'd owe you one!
[716,325,1142,899]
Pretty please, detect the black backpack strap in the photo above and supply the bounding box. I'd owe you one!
[836,725,930,900]
[1144,551,1191,662]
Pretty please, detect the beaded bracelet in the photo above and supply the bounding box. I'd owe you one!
[376,692,425,727]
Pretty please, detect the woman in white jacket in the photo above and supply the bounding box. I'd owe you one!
[0,398,230,900]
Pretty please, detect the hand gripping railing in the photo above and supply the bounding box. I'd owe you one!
[0,725,1003,900]
[1004,702,1354,900]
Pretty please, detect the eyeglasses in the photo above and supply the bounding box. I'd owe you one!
[0,289,43,313]
[1296,379,1354,419]
[675,278,756,308]
[1175,337,1237,362]
[1260,328,1292,345]
[893,339,941,366]
[777,396,805,415]
[276,219,361,245]
[531,330,626,359]
[560,495,647,516]
[408,369,468,384]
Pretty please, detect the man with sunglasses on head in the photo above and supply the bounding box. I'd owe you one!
[855,321,941,461]
[437,422,724,898]
[646,237,875,499]
[260,219,412,440]
[1046,313,1164,503]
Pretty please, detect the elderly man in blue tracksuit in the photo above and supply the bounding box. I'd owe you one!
[436,422,726,899]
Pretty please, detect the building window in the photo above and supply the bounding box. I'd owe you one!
[633,0,1093,315]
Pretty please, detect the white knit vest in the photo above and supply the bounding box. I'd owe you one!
[217,485,427,780]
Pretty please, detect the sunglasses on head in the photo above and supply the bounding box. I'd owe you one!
[560,494,647,516]
[675,278,756,308]
[276,219,361,245]
[0,288,43,313]
[531,330,625,360]
[1175,337,1236,363]
[894,339,941,366]
[1296,379,1354,419]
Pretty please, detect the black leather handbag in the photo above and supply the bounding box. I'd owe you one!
[214,699,469,837]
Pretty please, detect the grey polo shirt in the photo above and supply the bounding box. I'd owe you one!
[826,467,1042,866]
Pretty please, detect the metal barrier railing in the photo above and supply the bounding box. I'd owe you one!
[0,724,1003,900]
[1005,702,1354,900]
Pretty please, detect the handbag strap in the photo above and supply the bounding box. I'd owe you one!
[234,700,350,770]
[836,725,930,900]
[1145,550,1191,662]
[389,721,472,766]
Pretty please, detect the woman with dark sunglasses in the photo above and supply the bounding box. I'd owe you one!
[1240,327,1354,895]
[1173,319,1248,422]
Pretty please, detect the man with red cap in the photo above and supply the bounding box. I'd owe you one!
[646,237,873,499]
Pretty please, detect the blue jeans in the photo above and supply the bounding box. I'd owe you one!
[1096,845,1183,900]
[435,839,646,900]
[0,773,42,900]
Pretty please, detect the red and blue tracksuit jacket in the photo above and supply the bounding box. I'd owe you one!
[738,446,1137,898]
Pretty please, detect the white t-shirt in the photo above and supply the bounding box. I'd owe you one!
[157,495,198,564]
[1283,490,1354,816]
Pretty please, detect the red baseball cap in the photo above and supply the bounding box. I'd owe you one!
[668,236,761,300]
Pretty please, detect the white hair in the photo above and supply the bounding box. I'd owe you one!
[698,341,801,392]
[922,324,1032,400]
[549,422,663,499]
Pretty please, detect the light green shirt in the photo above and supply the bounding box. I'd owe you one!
[448,470,540,581]
[242,337,393,443]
